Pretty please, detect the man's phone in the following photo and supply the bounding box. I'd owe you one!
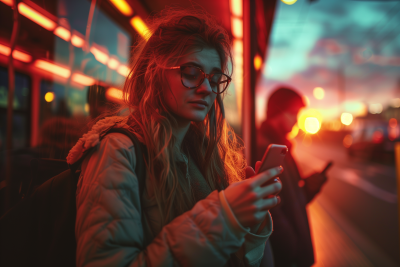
[321,161,333,174]
[257,144,288,185]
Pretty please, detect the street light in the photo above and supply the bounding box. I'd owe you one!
[313,87,325,100]
[341,112,353,126]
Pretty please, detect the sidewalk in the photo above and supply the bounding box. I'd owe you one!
[308,195,397,267]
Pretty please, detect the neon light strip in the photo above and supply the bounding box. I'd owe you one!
[18,2,57,31]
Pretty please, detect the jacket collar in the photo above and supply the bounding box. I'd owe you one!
[66,116,128,165]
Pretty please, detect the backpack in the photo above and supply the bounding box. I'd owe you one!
[0,128,147,267]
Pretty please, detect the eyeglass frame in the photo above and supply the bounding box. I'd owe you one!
[165,65,232,95]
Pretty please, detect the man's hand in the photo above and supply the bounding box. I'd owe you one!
[304,172,327,202]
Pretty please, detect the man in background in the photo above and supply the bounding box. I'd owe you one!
[258,86,328,267]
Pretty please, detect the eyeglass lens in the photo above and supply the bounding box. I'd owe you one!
[181,66,229,93]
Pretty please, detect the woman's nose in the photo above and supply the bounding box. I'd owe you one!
[196,78,213,95]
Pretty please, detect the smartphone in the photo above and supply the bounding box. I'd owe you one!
[321,161,333,174]
[257,144,288,185]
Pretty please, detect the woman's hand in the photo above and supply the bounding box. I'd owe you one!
[224,164,283,228]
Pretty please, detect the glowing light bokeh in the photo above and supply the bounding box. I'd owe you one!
[54,26,71,41]
[254,54,262,71]
[369,103,382,114]
[0,44,10,56]
[18,3,57,31]
[71,73,95,86]
[372,130,384,144]
[304,117,320,134]
[117,65,129,77]
[0,44,32,63]
[34,60,71,78]
[287,124,299,139]
[298,108,322,133]
[390,98,400,108]
[343,101,367,117]
[280,0,297,5]
[12,50,32,63]
[313,87,325,100]
[343,134,353,148]
[389,118,397,128]
[106,87,129,103]
[341,113,353,126]
[108,57,120,70]
[230,0,243,17]
[90,45,109,65]
[109,0,133,16]
[233,39,243,55]
[231,17,243,38]
[0,0,13,7]
[44,92,55,102]
[388,121,399,140]
[71,32,85,47]
[130,16,149,39]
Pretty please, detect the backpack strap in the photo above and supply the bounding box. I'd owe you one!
[69,127,148,199]
[105,128,147,195]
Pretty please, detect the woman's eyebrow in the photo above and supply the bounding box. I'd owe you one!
[182,61,222,73]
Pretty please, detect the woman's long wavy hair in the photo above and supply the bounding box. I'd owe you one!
[122,9,246,225]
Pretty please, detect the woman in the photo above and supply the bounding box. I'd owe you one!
[68,9,282,267]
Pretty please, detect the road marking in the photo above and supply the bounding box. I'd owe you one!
[336,169,397,203]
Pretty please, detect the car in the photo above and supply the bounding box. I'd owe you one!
[344,118,398,163]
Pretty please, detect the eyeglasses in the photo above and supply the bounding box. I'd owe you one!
[166,65,231,94]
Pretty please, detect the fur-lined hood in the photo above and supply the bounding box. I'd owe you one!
[66,116,129,165]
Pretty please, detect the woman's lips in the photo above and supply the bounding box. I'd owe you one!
[189,100,208,109]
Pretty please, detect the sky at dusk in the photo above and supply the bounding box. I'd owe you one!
[256,0,400,125]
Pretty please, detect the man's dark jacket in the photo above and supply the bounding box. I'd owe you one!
[257,121,314,267]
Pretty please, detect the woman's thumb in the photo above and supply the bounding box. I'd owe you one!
[245,166,256,179]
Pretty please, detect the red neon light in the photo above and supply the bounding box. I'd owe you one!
[108,57,120,70]
[71,73,95,86]
[34,60,71,78]
[130,16,149,39]
[106,87,123,101]
[54,26,71,42]
[0,44,11,56]
[90,45,109,65]
[230,0,242,17]
[0,0,13,7]
[12,50,32,63]
[0,44,32,63]
[117,65,129,77]
[18,2,57,31]
[109,0,133,16]
[231,17,243,38]
[71,31,85,47]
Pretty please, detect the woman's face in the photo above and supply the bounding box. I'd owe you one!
[164,47,221,125]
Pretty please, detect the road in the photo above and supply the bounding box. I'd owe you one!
[291,137,399,266]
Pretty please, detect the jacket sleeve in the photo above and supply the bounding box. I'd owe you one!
[75,133,261,267]
[219,191,273,267]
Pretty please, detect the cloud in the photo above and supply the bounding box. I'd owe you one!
[260,0,400,118]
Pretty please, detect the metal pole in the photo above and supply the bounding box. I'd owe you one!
[5,0,20,211]
[243,0,257,167]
